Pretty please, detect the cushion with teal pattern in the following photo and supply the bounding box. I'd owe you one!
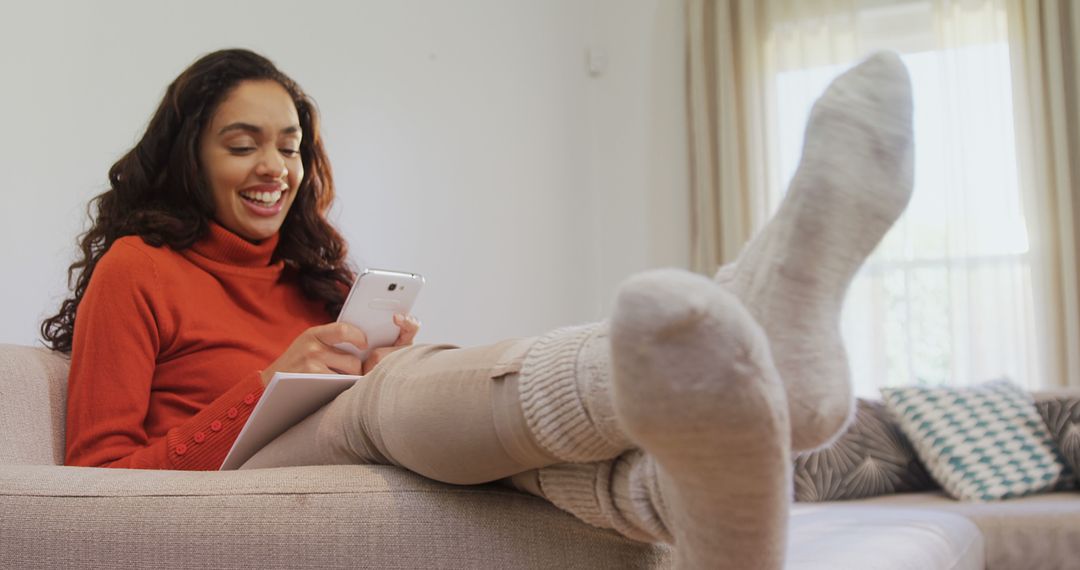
[880,379,1070,502]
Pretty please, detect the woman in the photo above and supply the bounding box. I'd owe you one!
[43,48,913,568]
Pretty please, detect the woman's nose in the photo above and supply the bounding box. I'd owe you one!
[256,149,288,179]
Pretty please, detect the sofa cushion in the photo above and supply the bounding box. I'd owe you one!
[1036,397,1080,486]
[855,491,1080,570]
[881,379,1068,501]
[0,464,670,569]
[794,399,937,502]
[787,504,983,570]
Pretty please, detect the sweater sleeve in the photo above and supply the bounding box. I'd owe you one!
[63,241,265,471]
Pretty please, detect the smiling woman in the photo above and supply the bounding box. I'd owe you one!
[40,50,377,474]
[201,80,304,242]
[41,49,351,356]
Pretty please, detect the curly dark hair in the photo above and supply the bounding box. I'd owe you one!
[41,48,355,353]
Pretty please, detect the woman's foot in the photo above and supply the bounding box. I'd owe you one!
[714,51,915,452]
[610,269,791,569]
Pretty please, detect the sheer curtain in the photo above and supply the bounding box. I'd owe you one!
[1007,0,1080,390]
[688,0,1075,395]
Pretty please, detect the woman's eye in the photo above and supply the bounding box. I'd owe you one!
[228,147,255,154]
[281,149,300,157]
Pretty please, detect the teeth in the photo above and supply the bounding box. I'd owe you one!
[240,189,283,205]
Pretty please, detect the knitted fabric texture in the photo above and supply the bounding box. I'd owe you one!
[517,323,629,463]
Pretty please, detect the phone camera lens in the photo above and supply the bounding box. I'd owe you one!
[388,283,398,291]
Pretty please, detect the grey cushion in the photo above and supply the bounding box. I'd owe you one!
[794,399,936,502]
[1036,397,1080,489]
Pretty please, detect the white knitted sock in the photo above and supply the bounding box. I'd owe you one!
[714,51,914,452]
[536,451,672,545]
[608,269,791,569]
[517,322,632,463]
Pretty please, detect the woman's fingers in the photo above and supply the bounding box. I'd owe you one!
[260,323,368,387]
[363,346,398,375]
[313,322,369,353]
[323,349,364,376]
[392,313,421,346]
[364,314,420,374]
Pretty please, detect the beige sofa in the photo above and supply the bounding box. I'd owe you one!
[0,344,670,569]
[3,342,1078,569]
[785,388,1080,570]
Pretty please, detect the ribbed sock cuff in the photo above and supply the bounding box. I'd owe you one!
[537,463,613,531]
[538,457,666,544]
[518,323,628,463]
[615,452,673,544]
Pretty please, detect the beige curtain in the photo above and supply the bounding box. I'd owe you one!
[686,0,770,274]
[1008,0,1080,387]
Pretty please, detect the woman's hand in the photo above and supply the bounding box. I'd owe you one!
[362,313,421,375]
[259,322,369,387]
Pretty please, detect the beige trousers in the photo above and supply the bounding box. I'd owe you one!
[240,338,553,480]
[238,333,666,543]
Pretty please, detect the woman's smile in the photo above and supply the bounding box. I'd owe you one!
[238,184,288,216]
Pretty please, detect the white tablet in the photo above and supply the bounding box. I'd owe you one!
[219,372,363,470]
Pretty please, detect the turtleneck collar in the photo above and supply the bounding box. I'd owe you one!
[188,221,282,268]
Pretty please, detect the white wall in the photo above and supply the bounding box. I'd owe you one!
[0,0,687,349]
[587,0,690,316]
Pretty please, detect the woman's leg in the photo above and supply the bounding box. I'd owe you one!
[514,49,914,565]
[715,51,915,453]
[518,271,792,568]
[240,323,630,483]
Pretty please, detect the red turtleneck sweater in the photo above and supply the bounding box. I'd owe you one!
[64,222,335,470]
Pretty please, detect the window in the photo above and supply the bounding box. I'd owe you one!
[766,0,1039,396]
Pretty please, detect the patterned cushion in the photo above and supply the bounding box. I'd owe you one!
[794,399,937,502]
[1036,397,1080,489]
[881,379,1069,501]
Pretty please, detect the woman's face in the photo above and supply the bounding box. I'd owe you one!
[199,79,304,243]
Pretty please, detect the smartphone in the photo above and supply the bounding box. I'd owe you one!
[334,268,425,361]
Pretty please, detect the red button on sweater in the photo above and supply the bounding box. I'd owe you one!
[64,222,335,470]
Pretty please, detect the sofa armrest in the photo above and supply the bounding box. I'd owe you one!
[0,344,70,465]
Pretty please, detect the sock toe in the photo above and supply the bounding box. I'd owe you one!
[609,269,787,453]
[609,269,792,568]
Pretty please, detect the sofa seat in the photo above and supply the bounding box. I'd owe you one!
[851,491,1080,569]
[0,463,670,569]
[786,504,984,570]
